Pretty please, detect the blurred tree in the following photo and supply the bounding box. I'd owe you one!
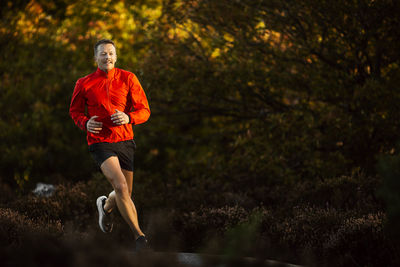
[1,0,400,204]
[0,0,161,189]
[136,0,400,204]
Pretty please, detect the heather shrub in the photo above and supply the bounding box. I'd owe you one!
[322,212,395,267]
[10,182,93,230]
[0,171,391,266]
[175,205,250,250]
[53,183,93,223]
[275,206,347,250]
[11,195,63,221]
[291,173,382,212]
[0,208,63,247]
[173,205,279,257]
[84,172,114,200]
[264,206,393,266]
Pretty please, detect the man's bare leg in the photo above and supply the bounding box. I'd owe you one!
[104,169,133,213]
[100,156,144,239]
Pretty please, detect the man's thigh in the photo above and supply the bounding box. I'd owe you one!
[100,156,127,187]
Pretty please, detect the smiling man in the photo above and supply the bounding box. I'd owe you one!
[69,39,150,251]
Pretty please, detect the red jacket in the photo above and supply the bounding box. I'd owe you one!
[69,67,150,145]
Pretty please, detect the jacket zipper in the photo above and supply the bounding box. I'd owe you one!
[106,77,112,113]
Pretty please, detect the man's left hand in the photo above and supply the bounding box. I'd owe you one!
[111,109,129,125]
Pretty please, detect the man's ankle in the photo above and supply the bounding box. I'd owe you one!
[102,199,112,214]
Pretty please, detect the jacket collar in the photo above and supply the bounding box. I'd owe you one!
[96,67,116,79]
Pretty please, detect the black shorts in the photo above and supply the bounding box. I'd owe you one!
[89,140,136,171]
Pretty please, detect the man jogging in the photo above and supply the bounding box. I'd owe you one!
[69,39,150,251]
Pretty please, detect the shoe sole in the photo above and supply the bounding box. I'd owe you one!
[96,196,111,233]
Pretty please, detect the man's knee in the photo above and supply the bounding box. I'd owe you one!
[114,181,129,197]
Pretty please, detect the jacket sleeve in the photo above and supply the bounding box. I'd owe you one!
[69,79,89,131]
[127,74,150,125]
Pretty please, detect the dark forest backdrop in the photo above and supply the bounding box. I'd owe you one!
[1,0,400,266]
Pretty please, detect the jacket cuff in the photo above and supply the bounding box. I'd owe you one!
[128,113,135,125]
[82,118,89,131]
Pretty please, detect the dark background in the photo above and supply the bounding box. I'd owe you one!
[1,1,400,266]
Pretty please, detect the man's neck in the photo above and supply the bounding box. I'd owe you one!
[98,67,117,77]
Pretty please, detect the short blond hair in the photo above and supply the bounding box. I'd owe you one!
[94,39,116,56]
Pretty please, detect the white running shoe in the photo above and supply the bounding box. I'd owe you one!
[96,196,113,233]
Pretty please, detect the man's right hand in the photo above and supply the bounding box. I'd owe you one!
[86,116,103,134]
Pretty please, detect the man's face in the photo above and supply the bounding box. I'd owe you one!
[95,43,117,72]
